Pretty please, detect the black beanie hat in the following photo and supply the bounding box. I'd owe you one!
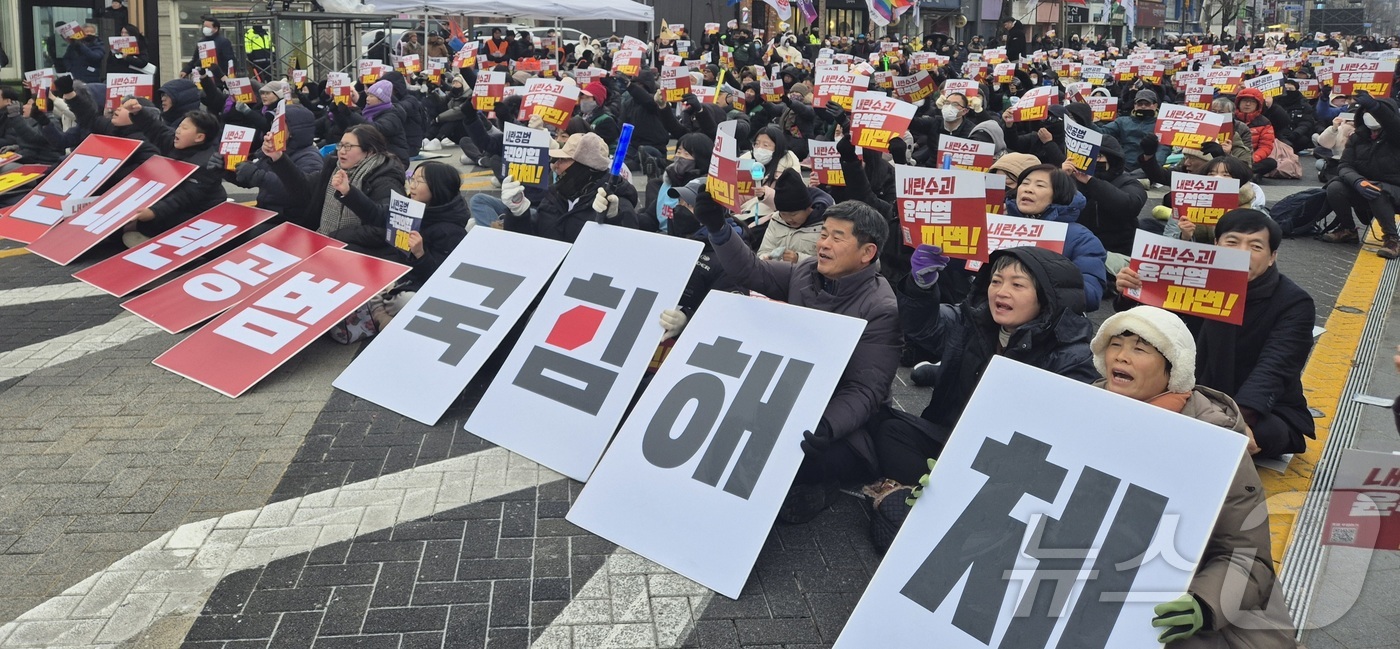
[772,168,811,213]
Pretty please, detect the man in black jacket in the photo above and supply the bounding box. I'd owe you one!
[1061,134,1147,275]
[1002,18,1027,62]
[181,18,235,79]
[122,103,227,246]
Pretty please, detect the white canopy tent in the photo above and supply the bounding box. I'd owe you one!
[369,0,653,23]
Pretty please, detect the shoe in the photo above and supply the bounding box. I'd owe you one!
[460,153,475,166]
[1380,235,1400,260]
[909,361,939,387]
[121,231,150,248]
[439,138,456,148]
[1319,229,1359,244]
[422,139,442,151]
[776,480,837,524]
[1297,148,1313,157]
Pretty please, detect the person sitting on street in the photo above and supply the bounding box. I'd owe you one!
[1319,91,1400,259]
[122,102,227,247]
[756,167,833,263]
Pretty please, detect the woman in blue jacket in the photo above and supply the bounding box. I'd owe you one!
[1003,164,1109,310]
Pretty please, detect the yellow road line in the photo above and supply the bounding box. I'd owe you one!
[0,248,29,259]
[1265,248,1388,568]
[461,170,494,178]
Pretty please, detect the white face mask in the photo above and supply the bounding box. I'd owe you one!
[202,26,214,36]
[1363,113,1381,130]
[942,105,963,122]
[752,147,773,164]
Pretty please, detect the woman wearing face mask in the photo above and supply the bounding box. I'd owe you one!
[1323,92,1400,258]
[494,132,641,243]
[264,124,406,240]
[644,132,713,233]
[734,126,805,232]
[1163,155,1265,243]
[1058,134,1147,275]
[574,81,619,144]
[1004,165,1109,309]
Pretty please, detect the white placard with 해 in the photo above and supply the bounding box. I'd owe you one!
[332,227,571,425]
[466,223,702,482]
[567,291,866,598]
[835,357,1249,648]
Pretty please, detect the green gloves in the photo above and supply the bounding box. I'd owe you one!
[1153,593,1207,644]
[904,458,937,506]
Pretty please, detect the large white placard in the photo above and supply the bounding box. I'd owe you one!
[465,223,702,481]
[835,357,1249,648]
[332,227,571,424]
[566,291,866,598]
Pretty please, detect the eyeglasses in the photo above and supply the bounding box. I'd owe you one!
[338,143,363,150]
[406,175,424,187]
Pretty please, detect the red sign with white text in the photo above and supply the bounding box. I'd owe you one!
[1124,230,1250,325]
[73,203,277,296]
[518,78,579,129]
[937,135,996,172]
[964,213,1068,271]
[1323,448,1400,550]
[813,69,869,110]
[154,247,408,397]
[1155,103,1231,150]
[122,223,344,333]
[27,156,198,265]
[1331,58,1394,97]
[806,141,845,186]
[472,71,506,112]
[0,135,141,243]
[848,92,915,153]
[895,164,988,261]
[892,71,936,104]
[1171,172,1240,225]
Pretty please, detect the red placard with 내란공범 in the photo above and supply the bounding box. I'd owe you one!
[895,164,989,261]
[0,134,142,244]
[1155,103,1231,150]
[153,247,409,397]
[936,135,996,172]
[848,92,916,153]
[1171,171,1240,226]
[806,140,845,186]
[72,203,277,297]
[122,223,344,333]
[1124,230,1250,325]
[27,156,198,265]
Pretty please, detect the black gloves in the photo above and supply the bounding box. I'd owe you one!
[233,161,266,188]
[53,75,74,98]
[693,189,727,235]
[822,101,846,126]
[800,419,836,456]
[1201,140,1226,159]
[683,93,701,113]
[836,131,858,160]
[1140,133,1159,158]
[889,134,909,165]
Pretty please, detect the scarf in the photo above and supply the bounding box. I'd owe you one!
[554,165,603,201]
[319,154,388,235]
[1195,263,1279,395]
[363,98,393,121]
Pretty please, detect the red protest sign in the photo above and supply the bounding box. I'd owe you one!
[0,164,49,195]
[105,73,153,110]
[806,140,845,186]
[1171,172,1240,226]
[993,63,1015,84]
[936,135,996,172]
[1139,63,1165,84]
[1333,58,1395,97]
[225,77,255,104]
[1203,68,1245,94]
[198,41,217,69]
[267,101,288,153]
[660,66,692,103]
[518,78,579,129]
[941,78,980,99]
[611,50,644,77]
[892,71,936,104]
[1086,95,1118,122]
[326,72,354,106]
[73,203,277,296]
[1009,86,1058,123]
[122,223,343,333]
[1183,85,1214,110]
[27,156,198,265]
[358,59,383,86]
[965,213,1069,271]
[219,124,256,171]
[154,247,409,397]
[1124,231,1250,325]
[813,69,869,110]
[1323,449,1400,550]
[895,164,988,260]
[291,69,308,88]
[472,71,506,111]
[705,120,750,211]
[849,92,916,153]
[0,135,141,244]
[454,41,478,68]
[109,36,139,56]
[760,79,784,103]
[1155,103,1231,150]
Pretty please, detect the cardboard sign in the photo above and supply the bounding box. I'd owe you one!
[993,63,1015,84]
[849,92,916,153]
[24,69,54,112]
[326,72,353,106]
[807,140,845,186]
[705,120,746,212]
[1184,84,1215,110]
[1171,172,1240,225]
[291,69,307,88]
[760,79,784,103]
[108,36,139,56]
[660,65,691,103]
[57,22,83,40]
[73,203,276,297]
[333,227,571,424]
[1125,230,1250,325]
[1010,86,1058,123]
[398,53,421,74]
[454,41,478,69]
[611,50,644,77]
[198,41,218,69]
[518,78,579,130]
[219,124,256,171]
[155,248,408,397]
[574,67,606,87]
[965,213,1069,271]
[386,191,424,252]
[122,223,344,333]
[0,165,48,195]
[1323,448,1400,549]
[105,73,154,110]
[1086,95,1118,122]
[813,69,869,110]
[941,78,980,99]
[225,77,255,104]
[358,59,383,86]
[872,71,895,91]
[567,291,866,598]
[1155,104,1231,150]
[1081,65,1110,85]
[472,71,506,111]
[835,357,1248,649]
[895,164,988,260]
[1244,72,1285,99]
[936,135,996,173]
[466,225,701,481]
[0,135,142,243]
[1298,78,1320,101]
[426,57,448,84]
[1139,63,1165,84]
[27,156,198,265]
[500,122,552,188]
[1064,117,1104,176]
[892,71,936,104]
[1332,58,1395,97]
[1203,68,1244,94]
[267,101,288,153]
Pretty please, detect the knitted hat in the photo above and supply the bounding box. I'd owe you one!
[1091,305,1197,394]
[261,80,290,100]
[789,82,811,97]
[989,153,1040,180]
[772,168,811,212]
[582,81,608,103]
[512,70,533,85]
[548,132,612,171]
[1181,146,1211,162]
[366,80,393,104]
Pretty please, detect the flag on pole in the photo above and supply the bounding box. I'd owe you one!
[867,0,916,27]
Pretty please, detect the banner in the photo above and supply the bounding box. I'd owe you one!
[835,357,1249,648]
[219,124,256,172]
[1171,172,1240,225]
[501,122,552,188]
[895,164,988,260]
[397,53,421,75]
[849,92,916,153]
[761,0,792,20]
[705,120,745,212]
[121,223,344,333]
[566,291,866,598]
[807,140,845,186]
[1332,58,1395,97]
[965,213,1069,271]
[386,191,424,252]
[104,73,153,110]
[1086,95,1118,122]
[225,77,255,105]
[518,78,579,130]
[73,203,276,297]
[1125,230,1250,325]
[660,65,691,103]
[466,224,701,481]
[108,36,139,56]
[1154,103,1231,149]
[936,135,996,173]
[892,71,936,104]
[267,101,288,153]
[472,71,506,112]
[0,135,142,244]
[1184,84,1214,110]
[813,69,870,110]
[155,248,409,397]
[1323,448,1400,549]
[1064,117,1104,176]
[27,156,199,265]
[453,41,478,69]
[1202,67,1245,94]
[333,227,571,424]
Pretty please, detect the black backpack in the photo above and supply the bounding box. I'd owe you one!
[1270,187,1331,237]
